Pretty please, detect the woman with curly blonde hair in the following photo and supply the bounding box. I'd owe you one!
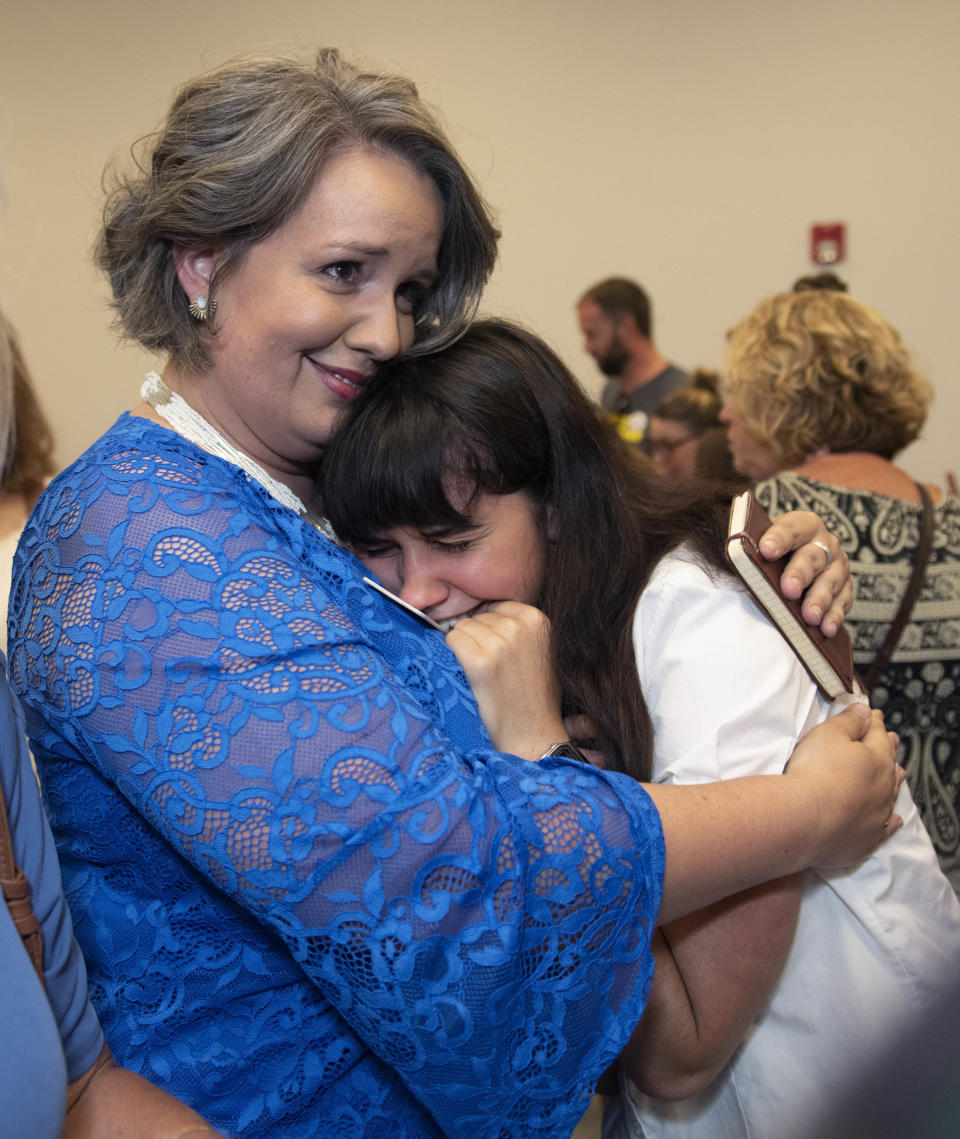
[723,290,960,892]
[722,290,931,478]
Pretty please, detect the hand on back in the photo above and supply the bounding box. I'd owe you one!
[784,704,904,868]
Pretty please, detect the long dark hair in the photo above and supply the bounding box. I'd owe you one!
[0,311,56,505]
[322,319,737,782]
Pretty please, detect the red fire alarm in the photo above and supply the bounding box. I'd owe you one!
[810,222,846,265]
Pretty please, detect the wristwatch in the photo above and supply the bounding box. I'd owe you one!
[539,740,589,764]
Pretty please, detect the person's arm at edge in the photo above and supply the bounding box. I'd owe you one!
[64,1044,226,1138]
[0,671,226,1138]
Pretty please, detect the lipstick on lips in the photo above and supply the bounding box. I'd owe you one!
[309,358,371,402]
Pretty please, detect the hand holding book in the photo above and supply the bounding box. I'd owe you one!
[726,490,864,701]
[749,508,853,638]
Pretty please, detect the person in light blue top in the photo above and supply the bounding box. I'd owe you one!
[9,49,900,1139]
[0,655,224,1137]
[0,658,103,1137]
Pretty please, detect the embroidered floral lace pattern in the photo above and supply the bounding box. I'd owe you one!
[756,473,960,893]
[8,415,664,1139]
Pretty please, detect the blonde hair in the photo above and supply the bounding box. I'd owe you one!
[0,311,56,504]
[96,48,499,371]
[725,291,932,465]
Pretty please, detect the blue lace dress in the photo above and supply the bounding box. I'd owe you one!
[8,414,665,1139]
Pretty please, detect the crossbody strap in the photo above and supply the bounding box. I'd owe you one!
[863,482,935,692]
[0,776,45,986]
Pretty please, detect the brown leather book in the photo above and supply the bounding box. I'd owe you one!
[726,490,862,701]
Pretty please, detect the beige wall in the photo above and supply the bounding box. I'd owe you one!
[1,0,957,483]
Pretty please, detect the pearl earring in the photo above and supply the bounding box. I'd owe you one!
[188,296,217,322]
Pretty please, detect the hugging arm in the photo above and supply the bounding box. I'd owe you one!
[617,705,896,924]
[449,597,898,929]
[622,555,856,1097]
[623,875,801,1100]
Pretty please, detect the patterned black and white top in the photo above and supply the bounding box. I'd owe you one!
[756,472,960,894]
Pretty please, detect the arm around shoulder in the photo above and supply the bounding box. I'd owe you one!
[621,555,902,1099]
[634,561,899,924]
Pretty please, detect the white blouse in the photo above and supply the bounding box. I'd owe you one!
[612,548,960,1139]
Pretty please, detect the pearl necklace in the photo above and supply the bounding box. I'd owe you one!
[140,372,339,543]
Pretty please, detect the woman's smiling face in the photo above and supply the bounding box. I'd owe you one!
[356,490,548,630]
[173,146,444,486]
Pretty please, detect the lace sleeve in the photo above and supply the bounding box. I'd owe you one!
[9,423,664,1136]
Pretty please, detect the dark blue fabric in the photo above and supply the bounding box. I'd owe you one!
[9,414,664,1138]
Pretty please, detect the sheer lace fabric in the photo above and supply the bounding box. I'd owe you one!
[9,414,664,1138]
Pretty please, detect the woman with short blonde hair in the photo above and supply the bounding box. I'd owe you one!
[723,291,932,477]
[722,289,960,892]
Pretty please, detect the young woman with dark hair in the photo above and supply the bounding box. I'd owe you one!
[322,319,735,783]
[321,317,960,1139]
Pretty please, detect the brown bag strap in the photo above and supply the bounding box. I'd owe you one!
[0,775,45,986]
[863,482,935,692]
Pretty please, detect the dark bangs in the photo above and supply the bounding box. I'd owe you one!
[321,356,545,548]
